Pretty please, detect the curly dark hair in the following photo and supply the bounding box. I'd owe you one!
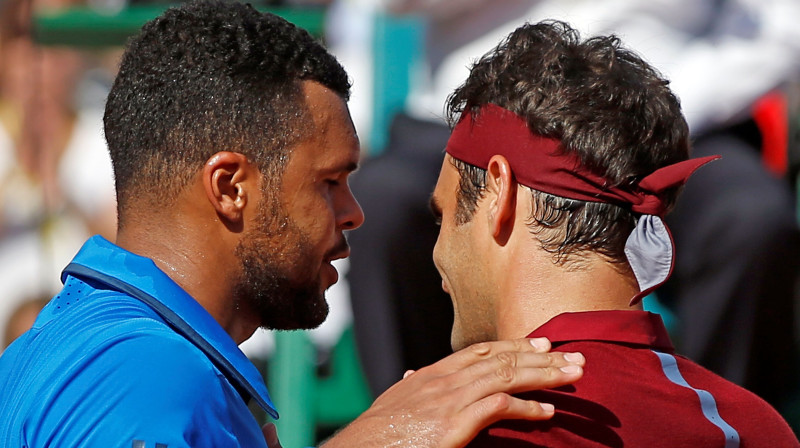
[104,0,350,225]
[446,21,690,263]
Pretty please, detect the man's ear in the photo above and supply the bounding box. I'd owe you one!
[486,155,516,241]
[202,151,255,223]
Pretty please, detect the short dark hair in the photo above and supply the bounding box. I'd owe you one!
[104,1,350,224]
[446,21,690,263]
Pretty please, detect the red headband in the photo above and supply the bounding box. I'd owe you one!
[445,104,719,216]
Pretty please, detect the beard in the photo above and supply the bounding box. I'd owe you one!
[233,200,330,331]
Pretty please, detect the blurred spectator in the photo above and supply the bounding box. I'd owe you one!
[3,296,47,349]
[0,0,116,347]
[339,0,800,410]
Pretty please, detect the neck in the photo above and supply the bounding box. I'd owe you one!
[115,212,259,345]
[495,248,641,340]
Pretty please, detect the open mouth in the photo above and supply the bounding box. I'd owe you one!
[322,237,350,287]
[325,237,351,262]
[323,260,339,286]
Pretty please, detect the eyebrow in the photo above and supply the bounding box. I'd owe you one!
[344,161,359,173]
[322,160,360,176]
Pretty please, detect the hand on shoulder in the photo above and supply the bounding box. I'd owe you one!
[319,337,584,448]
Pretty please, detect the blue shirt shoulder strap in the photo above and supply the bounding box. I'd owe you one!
[62,236,278,419]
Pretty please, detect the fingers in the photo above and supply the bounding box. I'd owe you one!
[528,337,552,353]
[472,393,556,425]
[435,345,583,447]
[435,338,554,372]
[410,339,583,406]
[427,352,580,417]
[452,349,584,392]
[434,344,584,447]
[443,393,558,447]
[262,422,283,448]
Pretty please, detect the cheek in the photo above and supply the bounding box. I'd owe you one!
[317,186,339,224]
[291,190,335,232]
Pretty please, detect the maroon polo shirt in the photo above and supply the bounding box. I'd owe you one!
[470,311,798,447]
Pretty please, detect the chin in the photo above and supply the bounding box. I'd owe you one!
[252,282,330,331]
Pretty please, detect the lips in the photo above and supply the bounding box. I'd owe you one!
[325,237,351,262]
[323,260,339,286]
[322,237,350,287]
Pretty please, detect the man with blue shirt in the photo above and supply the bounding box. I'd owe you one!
[0,2,585,447]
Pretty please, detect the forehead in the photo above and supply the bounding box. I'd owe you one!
[284,81,360,174]
[433,155,460,200]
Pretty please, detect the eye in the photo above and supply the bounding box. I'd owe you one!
[429,201,443,226]
[326,178,341,187]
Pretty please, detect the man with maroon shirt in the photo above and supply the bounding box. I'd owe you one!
[429,21,799,446]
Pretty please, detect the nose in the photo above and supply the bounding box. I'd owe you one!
[432,233,442,267]
[337,186,365,231]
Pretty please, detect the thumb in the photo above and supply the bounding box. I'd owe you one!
[262,422,283,448]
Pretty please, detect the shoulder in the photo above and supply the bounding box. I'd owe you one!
[103,330,235,433]
[102,325,222,390]
[32,322,242,447]
[86,328,266,447]
[671,355,799,445]
[38,284,224,395]
[469,344,799,447]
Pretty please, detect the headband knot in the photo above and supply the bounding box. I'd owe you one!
[632,157,721,215]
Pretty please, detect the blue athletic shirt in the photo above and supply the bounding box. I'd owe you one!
[0,236,278,448]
